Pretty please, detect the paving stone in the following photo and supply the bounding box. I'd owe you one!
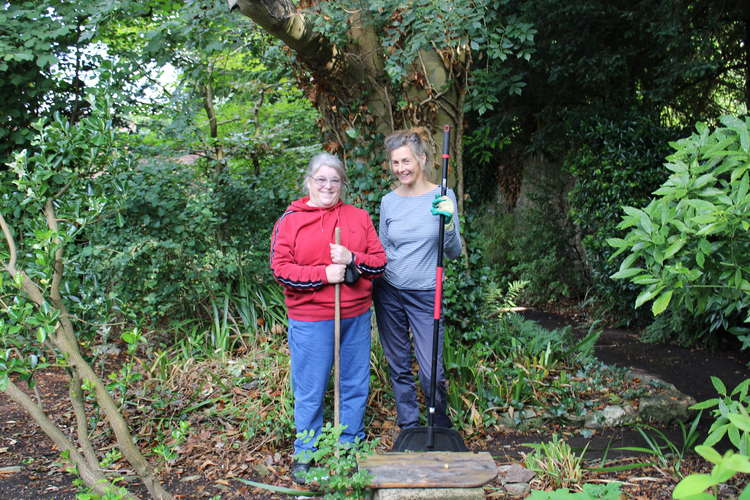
[373,487,485,500]
[503,482,531,497]
[497,463,534,484]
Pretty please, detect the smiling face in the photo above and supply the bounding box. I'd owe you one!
[306,165,342,208]
[389,145,426,188]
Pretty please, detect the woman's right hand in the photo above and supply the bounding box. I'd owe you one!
[326,264,346,283]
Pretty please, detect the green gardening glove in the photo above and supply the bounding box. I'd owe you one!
[431,193,455,230]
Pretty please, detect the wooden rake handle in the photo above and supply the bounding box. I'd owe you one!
[334,227,341,429]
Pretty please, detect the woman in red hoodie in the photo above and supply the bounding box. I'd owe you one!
[270,152,386,483]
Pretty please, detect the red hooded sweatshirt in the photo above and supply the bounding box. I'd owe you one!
[270,196,386,321]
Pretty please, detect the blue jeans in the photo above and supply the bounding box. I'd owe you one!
[373,279,451,430]
[288,310,372,459]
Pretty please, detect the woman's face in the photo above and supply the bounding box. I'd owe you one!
[389,145,424,187]
[307,165,342,208]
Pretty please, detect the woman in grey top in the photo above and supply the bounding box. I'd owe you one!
[374,127,462,431]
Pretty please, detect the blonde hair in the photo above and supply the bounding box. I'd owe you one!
[384,127,433,168]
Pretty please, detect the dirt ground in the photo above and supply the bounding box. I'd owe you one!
[1,310,749,499]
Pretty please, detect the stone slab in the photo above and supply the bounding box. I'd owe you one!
[373,487,485,500]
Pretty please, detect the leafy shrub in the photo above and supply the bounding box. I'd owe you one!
[304,424,376,499]
[443,236,494,332]
[474,181,585,306]
[566,114,679,322]
[609,116,750,348]
[73,150,304,328]
[75,160,222,322]
[238,424,375,500]
[672,377,750,499]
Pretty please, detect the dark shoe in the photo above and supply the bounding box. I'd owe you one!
[291,460,310,485]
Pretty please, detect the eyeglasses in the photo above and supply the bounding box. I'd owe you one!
[312,177,342,187]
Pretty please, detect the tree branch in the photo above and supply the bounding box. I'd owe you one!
[44,201,65,309]
[4,379,126,499]
[0,212,47,307]
[69,371,101,472]
[0,212,17,271]
[232,0,336,73]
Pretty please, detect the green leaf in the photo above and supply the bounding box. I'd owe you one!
[698,239,712,254]
[690,398,720,410]
[720,115,750,152]
[234,478,319,496]
[723,453,750,473]
[672,474,720,498]
[735,172,749,204]
[695,445,722,465]
[651,289,673,315]
[610,267,643,280]
[730,378,750,396]
[711,376,728,396]
[696,252,705,268]
[632,274,660,285]
[704,424,729,447]
[606,237,627,248]
[696,223,724,236]
[635,286,662,309]
[728,413,750,433]
[693,173,716,189]
[664,239,686,259]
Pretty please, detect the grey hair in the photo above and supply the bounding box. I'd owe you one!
[383,128,432,168]
[303,152,348,197]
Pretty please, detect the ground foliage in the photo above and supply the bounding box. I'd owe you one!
[3,309,750,499]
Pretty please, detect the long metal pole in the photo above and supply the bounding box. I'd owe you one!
[427,125,451,449]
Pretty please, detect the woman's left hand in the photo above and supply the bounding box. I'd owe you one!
[431,194,455,218]
[330,243,353,265]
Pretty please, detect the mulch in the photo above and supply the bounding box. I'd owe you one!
[1,309,749,499]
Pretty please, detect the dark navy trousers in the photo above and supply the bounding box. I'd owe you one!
[373,278,451,429]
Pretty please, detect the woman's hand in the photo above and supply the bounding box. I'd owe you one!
[431,194,455,218]
[325,263,346,283]
[431,194,456,230]
[329,243,353,265]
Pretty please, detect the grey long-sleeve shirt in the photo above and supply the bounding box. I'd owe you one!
[378,187,462,290]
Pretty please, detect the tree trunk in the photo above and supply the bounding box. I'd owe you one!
[229,0,465,207]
